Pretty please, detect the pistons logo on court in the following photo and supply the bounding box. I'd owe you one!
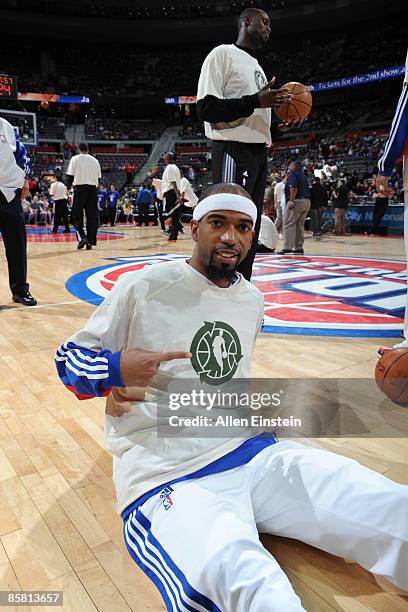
[65,254,407,338]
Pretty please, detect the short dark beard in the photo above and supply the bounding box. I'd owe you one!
[205,262,237,283]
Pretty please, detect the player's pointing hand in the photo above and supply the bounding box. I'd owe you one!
[120,347,192,387]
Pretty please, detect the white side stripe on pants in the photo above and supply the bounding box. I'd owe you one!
[222,153,236,183]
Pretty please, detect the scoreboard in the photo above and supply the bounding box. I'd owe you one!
[0,74,18,100]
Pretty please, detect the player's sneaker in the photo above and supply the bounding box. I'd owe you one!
[378,346,392,357]
[393,339,408,349]
[378,339,408,356]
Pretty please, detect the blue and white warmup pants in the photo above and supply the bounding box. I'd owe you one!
[123,436,408,611]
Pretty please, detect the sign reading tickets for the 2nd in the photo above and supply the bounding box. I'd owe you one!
[0,74,18,99]
[66,253,407,338]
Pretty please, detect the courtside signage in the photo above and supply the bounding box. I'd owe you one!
[66,254,406,337]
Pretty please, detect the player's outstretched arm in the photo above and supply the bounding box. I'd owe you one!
[377,83,408,188]
[55,275,135,400]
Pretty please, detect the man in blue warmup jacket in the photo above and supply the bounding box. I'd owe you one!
[107,183,120,227]
[136,182,154,226]
[97,183,108,226]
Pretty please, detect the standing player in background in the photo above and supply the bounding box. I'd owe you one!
[49,175,70,234]
[0,116,37,306]
[257,213,277,252]
[151,174,165,231]
[180,170,198,208]
[145,177,159,226]
[66,142,101,250]
[107,184,120,227]
[274,175,286,238]
[161,152,183,243]
[97,183,108,226]
[197,7,299,279]
[263,179,274,218]
[377,50,408,349]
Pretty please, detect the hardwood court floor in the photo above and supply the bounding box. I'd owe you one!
[0,225,407,611]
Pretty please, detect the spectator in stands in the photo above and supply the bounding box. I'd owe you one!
[49,175,70,234]
[186,166,195,183]
[278,161,311,255]
[332,180,350,235]
[31,195,47,225]
[43,199,52,225]
[29,177,38,196]
[21,196,34,224]
[107,183,120,227]
[30,194,40,222]
[125,162,136,186]
[309,177,328,237]
[122,198,134,223]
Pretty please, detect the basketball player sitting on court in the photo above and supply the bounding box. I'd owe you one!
[55,183,408,611]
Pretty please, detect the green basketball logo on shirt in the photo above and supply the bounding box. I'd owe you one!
[190,321,243,385]
[254,70,267,90]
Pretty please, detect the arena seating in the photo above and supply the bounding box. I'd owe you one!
[37,117,66,140]
[95,153,148,187]
[85,118,166,141]
[2,19,404,101]
[31,152,64,177]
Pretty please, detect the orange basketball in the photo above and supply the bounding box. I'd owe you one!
[274,82,312,123]
[375,348,408,406]
[40,100,49,110]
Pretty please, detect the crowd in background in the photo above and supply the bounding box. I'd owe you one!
[85,118,166,141]
[3,0,302,21]
[20,179,163,228]
[2,20,405,100]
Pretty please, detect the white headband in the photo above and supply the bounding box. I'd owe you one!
[193,193,257,225]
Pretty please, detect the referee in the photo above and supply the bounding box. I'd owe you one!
[0,116,36,306]
[197,7,296,279]
[66,142,101,250]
